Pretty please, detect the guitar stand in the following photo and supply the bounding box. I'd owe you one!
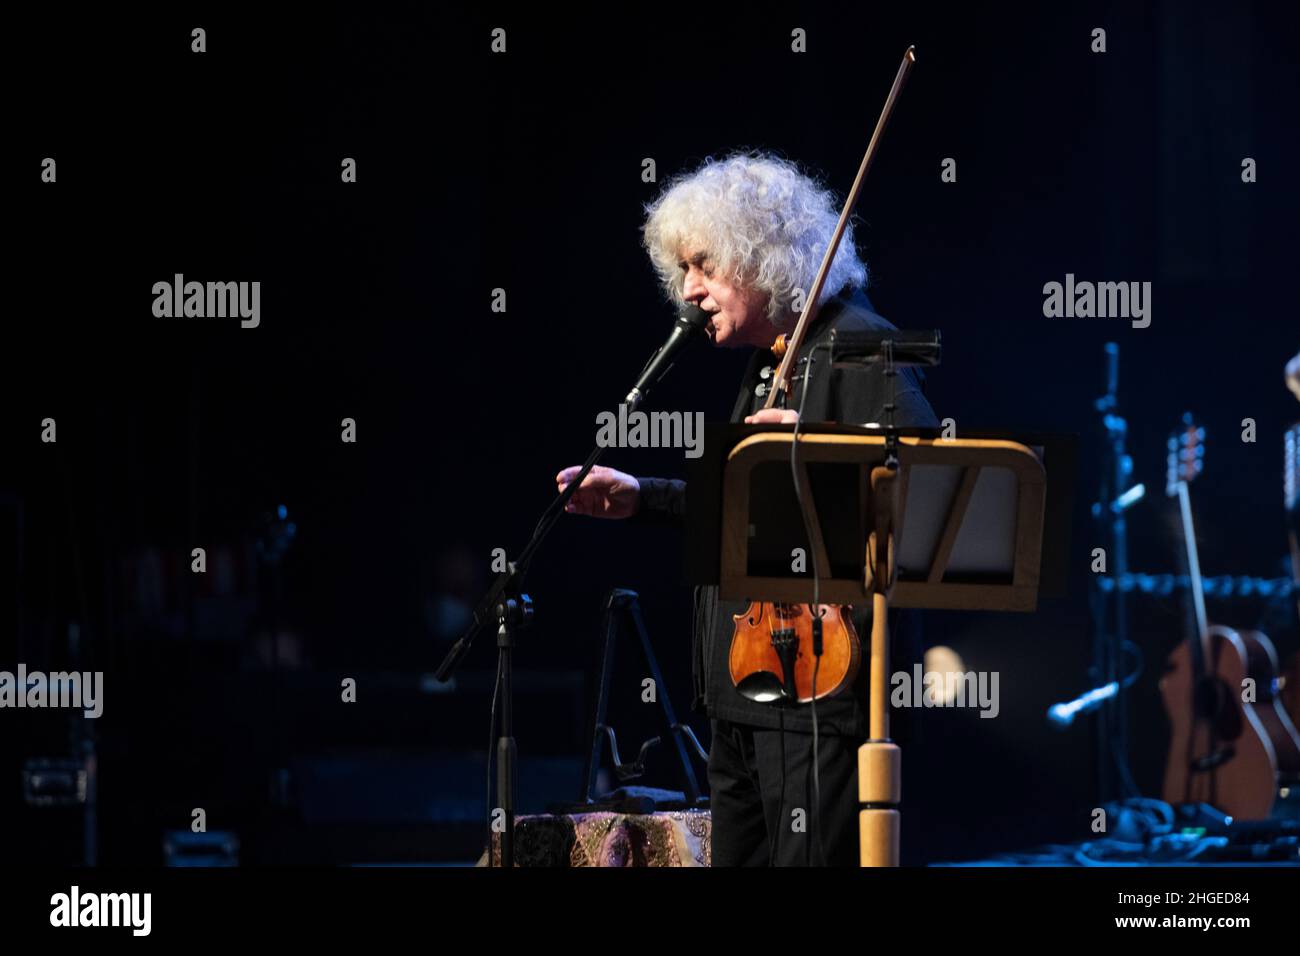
[575,589,709,811]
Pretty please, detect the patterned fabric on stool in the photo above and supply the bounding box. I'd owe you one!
[484,810,711,867]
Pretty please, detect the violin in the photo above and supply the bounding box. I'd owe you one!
[727,47,916,706]
[730,602,860,703]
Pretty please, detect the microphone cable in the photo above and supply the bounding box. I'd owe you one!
[789,346,829,867]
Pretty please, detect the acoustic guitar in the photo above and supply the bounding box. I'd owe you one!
[1159,414,1300,819]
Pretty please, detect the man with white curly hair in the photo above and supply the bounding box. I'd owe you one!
[556,152,939,866]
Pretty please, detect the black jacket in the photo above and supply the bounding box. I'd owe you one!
[634,286,940,735]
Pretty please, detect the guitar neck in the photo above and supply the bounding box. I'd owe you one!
[1176,480,1210,668]
[1286,423,1300,620]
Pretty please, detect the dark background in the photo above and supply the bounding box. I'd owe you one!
[4,1,1298,865]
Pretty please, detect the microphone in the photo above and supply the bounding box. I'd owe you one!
[623,305,711,412]
[1047,681,1119,728]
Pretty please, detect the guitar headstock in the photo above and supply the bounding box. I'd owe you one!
[1166,413,1205,498]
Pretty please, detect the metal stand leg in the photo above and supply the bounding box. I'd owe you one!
[493,595,531,868]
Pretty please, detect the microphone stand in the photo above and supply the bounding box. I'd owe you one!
[1087,343,1143,800]
[434,350,684,868]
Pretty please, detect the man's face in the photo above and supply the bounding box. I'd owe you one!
[678,247,775,349]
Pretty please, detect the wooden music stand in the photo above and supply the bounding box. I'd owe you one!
[719,431,1047,866]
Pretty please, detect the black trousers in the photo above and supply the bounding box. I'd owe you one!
[707,716,861,867]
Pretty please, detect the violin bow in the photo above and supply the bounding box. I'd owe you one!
[764,45,917,409]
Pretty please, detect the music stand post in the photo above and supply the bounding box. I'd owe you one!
[718,431,1047,866]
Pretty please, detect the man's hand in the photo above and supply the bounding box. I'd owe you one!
[555,465,641,519]
[744,409,800,424]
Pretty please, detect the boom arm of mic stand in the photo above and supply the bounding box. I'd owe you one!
[434,441,608,682]
[435,314,706,682]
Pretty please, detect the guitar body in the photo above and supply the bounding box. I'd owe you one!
[1284,652,1300,733]
[730,602,860,704]
[1160,624,1300,820]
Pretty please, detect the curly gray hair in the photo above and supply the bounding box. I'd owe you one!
[642,151,868,325]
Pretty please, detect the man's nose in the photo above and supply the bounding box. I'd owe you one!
[682,268,706,303]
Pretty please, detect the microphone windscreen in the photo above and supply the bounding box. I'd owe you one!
[679,305,711,331]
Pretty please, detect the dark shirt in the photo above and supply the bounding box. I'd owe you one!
[634,286,940,735]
